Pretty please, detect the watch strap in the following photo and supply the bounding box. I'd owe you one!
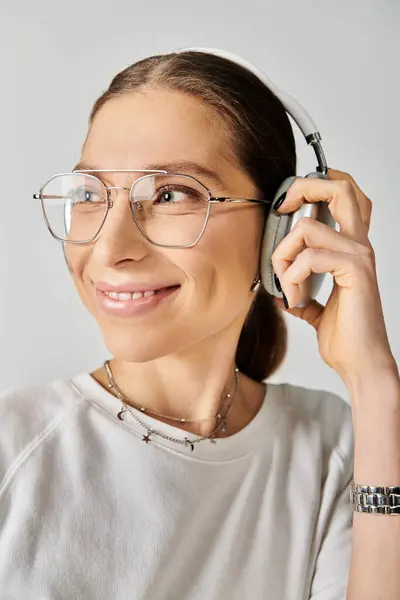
[350,481,400,515]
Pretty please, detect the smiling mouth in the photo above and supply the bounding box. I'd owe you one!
[102,285,180,301]
[95,284,181,317]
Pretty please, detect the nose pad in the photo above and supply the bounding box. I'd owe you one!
[107,186,131,209]
[104,186,147,242]
[134,201,144,211]
[108,187,143,215]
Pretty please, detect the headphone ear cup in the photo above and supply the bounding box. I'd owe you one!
[260,171,337,307]
[260,176,301,297]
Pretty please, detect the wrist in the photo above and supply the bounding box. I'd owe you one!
[344,359,399,406]
[347,366,400,486]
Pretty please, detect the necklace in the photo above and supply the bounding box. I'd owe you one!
[103,360,236,424]
[103,359,240,451]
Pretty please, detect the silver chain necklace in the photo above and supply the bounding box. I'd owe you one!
[103,360,240,451]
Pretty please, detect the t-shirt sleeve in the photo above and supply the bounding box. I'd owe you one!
[308,417,354,599]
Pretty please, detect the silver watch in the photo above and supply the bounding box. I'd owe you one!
[350,481,400,515]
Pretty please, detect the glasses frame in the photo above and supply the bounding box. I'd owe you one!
[33,169,273,249]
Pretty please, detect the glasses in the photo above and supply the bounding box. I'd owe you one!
[33,170,272,248]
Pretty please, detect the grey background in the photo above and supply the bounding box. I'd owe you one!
[0,0,398,401]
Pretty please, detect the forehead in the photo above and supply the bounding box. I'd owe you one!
[82,88,234,174]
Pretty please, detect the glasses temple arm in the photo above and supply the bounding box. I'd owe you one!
[209,197,273,204]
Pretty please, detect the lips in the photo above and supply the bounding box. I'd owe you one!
[95,282,181,317]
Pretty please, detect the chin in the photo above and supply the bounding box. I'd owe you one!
[99,325,189,364]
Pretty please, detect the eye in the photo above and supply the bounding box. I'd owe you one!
[71,187,103,203]
[155,185,202,204]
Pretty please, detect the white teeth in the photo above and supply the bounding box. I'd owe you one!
[104,290,156,300]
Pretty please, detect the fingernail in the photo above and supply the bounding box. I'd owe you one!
[273,191,287,211]
[274,273,282,292]
[282,293,289,309]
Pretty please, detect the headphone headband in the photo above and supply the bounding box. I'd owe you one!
[172,46,328,174]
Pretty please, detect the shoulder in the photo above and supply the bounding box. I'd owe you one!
[0,376,83,494]
[274,381,354,463]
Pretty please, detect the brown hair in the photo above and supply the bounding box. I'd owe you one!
[88,51,296,382]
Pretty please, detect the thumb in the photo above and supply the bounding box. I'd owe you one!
[273,297,324,330]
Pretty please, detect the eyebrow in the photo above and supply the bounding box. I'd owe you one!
[72,160,225,187]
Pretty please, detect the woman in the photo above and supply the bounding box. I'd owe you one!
[0,50,398,599]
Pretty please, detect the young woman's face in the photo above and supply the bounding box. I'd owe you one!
[66,88,265,362]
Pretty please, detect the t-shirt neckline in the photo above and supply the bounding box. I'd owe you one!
[66,372,283,462]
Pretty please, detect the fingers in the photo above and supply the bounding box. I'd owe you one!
[277,246,375,308]
[271,169,374,310]
[271,217,362,277]
[276,176,370,246]
[273,296,325,330]
[327,168,373,231]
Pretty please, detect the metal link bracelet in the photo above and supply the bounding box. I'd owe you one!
[350,481,400,515]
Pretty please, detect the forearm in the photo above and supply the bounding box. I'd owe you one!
[345,364,400,600]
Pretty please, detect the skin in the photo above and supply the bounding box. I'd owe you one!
[66,87,268,438]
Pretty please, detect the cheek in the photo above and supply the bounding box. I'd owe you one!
[65,246,94,307]
[206,210,263,277]
[171,211,263,299]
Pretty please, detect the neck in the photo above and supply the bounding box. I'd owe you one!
[90,345,266,438]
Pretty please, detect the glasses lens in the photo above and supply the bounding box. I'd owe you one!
[41,173,107,242]
[132,173,210,246]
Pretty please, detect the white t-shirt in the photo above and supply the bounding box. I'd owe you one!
[0,371,354,600]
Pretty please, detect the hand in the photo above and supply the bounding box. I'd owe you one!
[271,168,395,385]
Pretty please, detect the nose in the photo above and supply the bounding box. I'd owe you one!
[98,185,147,246]
[91,185,148,265]
[106,185,131,209]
